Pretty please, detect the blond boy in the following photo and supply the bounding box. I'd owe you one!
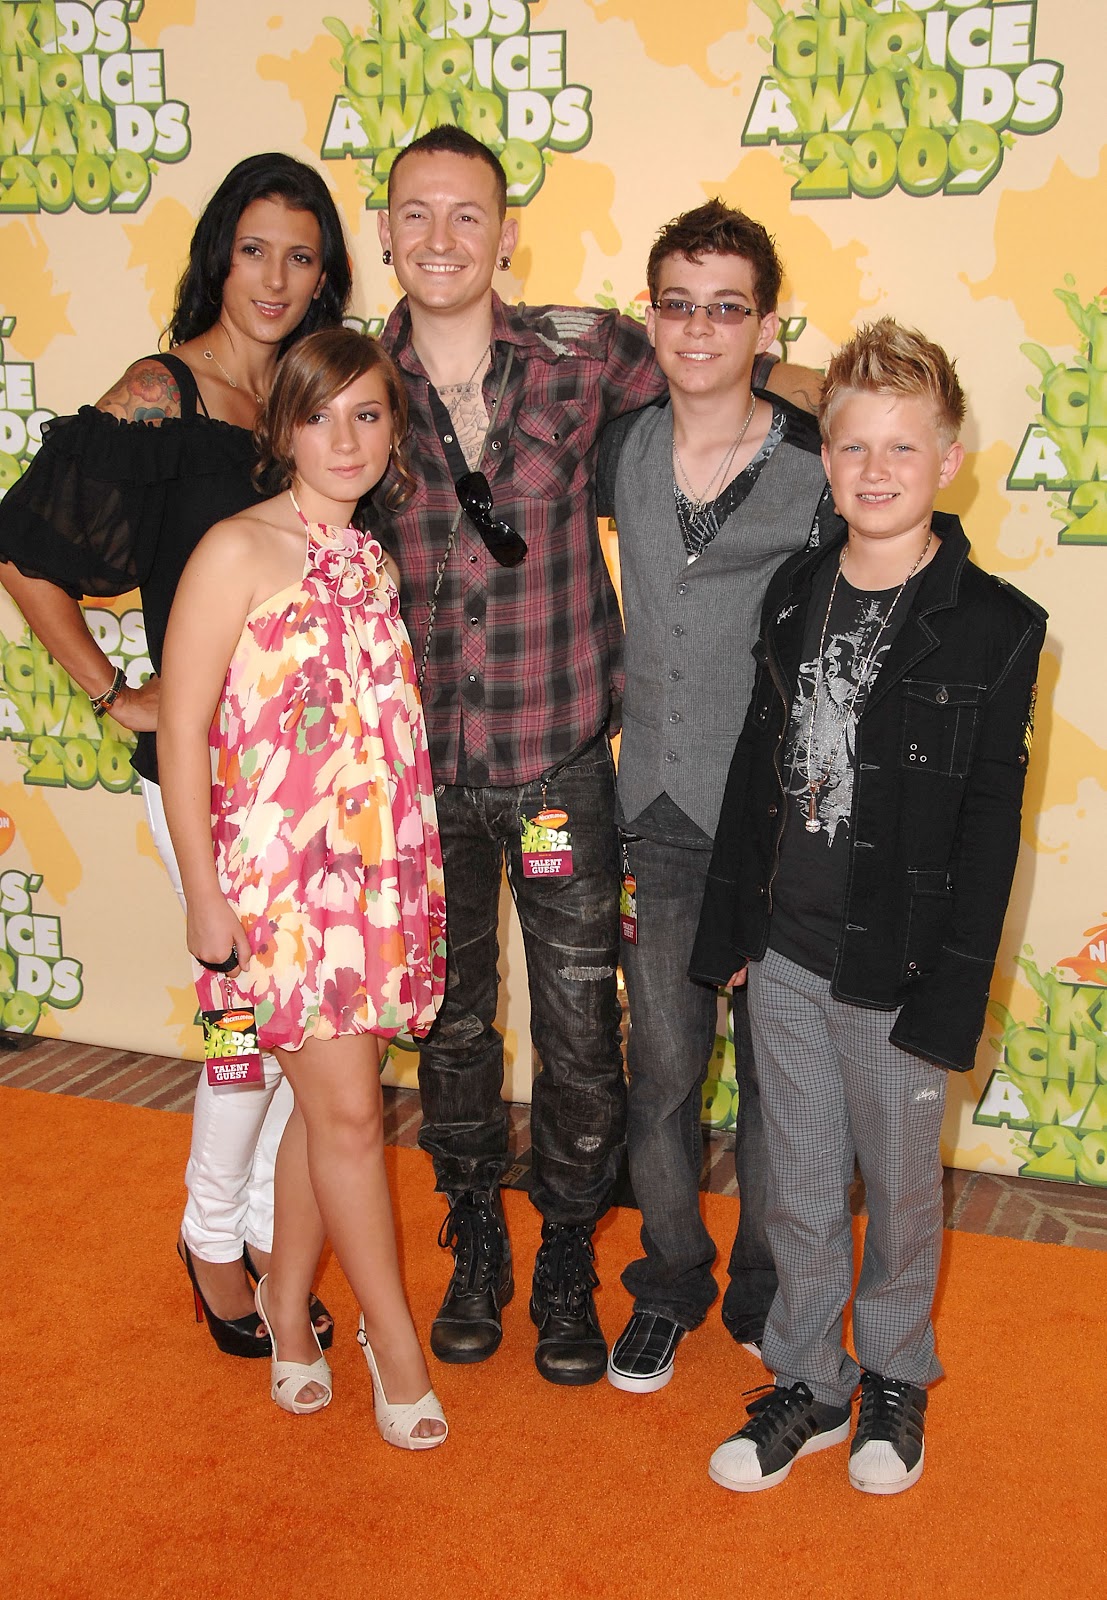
[692,319,1046,1494]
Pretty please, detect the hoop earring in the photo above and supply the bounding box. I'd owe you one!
[497,255,512,272]
[382,249,392,266]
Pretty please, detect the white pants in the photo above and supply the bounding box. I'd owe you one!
[142,778,293,1261]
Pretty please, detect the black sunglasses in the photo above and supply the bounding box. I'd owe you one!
[455,471,528,567]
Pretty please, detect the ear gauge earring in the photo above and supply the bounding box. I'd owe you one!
[382,249,392,265]
[497,255,512,272]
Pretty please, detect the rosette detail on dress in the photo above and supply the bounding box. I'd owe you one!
[307,523,397,616]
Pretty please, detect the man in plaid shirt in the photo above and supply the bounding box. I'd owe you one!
[373,127,809,1385]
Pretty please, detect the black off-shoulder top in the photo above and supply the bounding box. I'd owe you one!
[0,353,266,783]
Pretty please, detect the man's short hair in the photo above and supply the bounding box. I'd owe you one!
[819,318,966,446]
[387,126,508,217]
[646,199,783,314]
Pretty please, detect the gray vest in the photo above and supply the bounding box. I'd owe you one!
[615,403,828,838]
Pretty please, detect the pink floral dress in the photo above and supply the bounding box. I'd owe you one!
[196,520,446,1051]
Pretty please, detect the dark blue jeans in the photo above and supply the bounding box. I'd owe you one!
[620,835,777,1334]
[416,741,626,1226]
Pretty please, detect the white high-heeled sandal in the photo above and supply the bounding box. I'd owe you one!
[255,1275,333,1416]
[357,1317,448,1450]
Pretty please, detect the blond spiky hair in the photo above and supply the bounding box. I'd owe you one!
[819,317,966,447]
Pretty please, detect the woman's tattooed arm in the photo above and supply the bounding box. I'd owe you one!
[97,358,183,423]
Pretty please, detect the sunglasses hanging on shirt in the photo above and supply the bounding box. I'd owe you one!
[427,379,528,568]
[454,470,527,567]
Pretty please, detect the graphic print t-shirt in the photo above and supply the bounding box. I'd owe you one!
[769,561,922,977]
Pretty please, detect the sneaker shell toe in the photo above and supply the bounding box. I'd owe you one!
[849,1439,926,1495]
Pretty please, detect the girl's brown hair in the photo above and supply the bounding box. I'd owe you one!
[253,328,415,509]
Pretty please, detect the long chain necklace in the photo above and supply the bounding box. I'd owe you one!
[672,395,758,556]
[673,394,757,509]
[203,346,264,405]
[802,533,932,834]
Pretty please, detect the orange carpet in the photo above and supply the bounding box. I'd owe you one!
[2,1086,1104,1600]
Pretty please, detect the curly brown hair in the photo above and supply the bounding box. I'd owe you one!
[253,328,414,510]
[646,198,783,313]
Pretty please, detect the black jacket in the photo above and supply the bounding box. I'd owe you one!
[690,513,1047,1072]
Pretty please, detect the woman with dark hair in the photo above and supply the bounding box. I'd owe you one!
[0,151,353,1361]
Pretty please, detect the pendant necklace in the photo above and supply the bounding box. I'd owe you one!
[436,344,494,470]
[802,532,932,834]
[672,394,758,555]
[203,346,264,405]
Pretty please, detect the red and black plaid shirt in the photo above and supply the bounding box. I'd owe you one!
[377,294,665,786]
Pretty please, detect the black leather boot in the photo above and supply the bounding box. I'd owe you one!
[430,1189,513,1363]
[529,1221,607,1385]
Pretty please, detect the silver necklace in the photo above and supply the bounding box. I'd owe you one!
[437,343,491,396]
[802,533,932,834]
[203,346,263,405]
[672,394,757,511]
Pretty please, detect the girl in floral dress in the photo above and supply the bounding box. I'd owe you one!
[158,329,448,1446]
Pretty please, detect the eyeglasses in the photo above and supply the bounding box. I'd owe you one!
[652,297,762,323]
[455,471,528,567]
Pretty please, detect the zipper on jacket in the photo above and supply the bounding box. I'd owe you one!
[763,642,793,918]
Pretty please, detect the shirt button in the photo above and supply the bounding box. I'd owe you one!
[665,750,678,763]
[490,440,502,451]
[936,688,949,704]
[443,433,454,444]
[467,674,477,683]
[669,712,681,723]
[468,554,478,564]
[468,616,479,626]
[672,625,684,637]
[767,804,778,818]
[677,582,688,595]
[669,670,681,682]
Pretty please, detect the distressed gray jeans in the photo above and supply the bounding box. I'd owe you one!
[416,739,627,1225]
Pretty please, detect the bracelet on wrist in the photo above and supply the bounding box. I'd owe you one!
[90,665,126,718]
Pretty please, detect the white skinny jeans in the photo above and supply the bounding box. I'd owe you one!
[141,778,293,1261]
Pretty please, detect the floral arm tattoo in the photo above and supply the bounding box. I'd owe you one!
[97,359,182,423]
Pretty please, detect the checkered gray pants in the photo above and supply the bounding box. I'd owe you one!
[748,949,947,1407]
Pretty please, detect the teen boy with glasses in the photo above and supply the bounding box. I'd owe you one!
[372,129,819,1385]
[597,200,835,1394]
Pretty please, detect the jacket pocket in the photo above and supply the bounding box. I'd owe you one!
[901,679,984,778]
[901,867,953,982]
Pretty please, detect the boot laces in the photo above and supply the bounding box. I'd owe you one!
[535,1226,598,1319]
[437,1191,502,1294]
